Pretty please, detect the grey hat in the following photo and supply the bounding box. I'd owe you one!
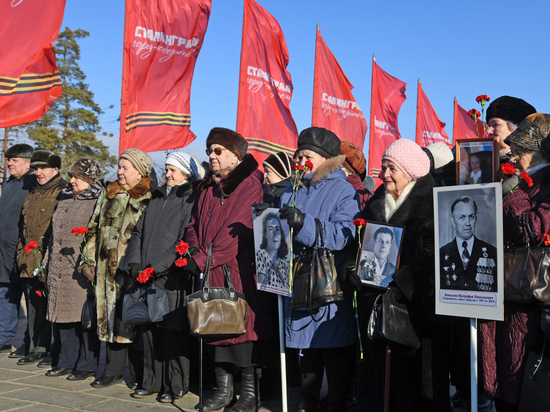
[120,148,153,177]
[5,144,33,159]
[505,113,550,152]
[30,150,61,169]
[68,158,101,185]
[297,127,341,159]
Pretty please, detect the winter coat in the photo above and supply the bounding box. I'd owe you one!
[185,154,268,346]
[44,181,105,323]
[347,173,372,213]
[83,177,153,343]
[357,174,452,412]
[478,165,548,405]
[125,182,199,331]
[16,173,70,278]
[0,170,37,283]
[280,155,361,349]
[263,176,292,206]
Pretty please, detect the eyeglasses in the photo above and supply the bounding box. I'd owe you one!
[206,147,226,156]
[510,150,533,161]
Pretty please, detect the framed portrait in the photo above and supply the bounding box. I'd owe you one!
[434,183,503,321]
[253,208,291,297]
[358,221,404,289]
[455,138,499,185]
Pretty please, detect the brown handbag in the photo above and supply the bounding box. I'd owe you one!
[186,243,248,337]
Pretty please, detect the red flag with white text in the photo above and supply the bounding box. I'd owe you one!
[415,82,451,148]
[119,0,211,154]
[367,60,407,180]
[452,99,485,141]
[236,0,299,167]
[0,0,65,127]
[312,29,367,149]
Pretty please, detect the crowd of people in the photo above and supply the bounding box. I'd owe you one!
[0,95,549,412]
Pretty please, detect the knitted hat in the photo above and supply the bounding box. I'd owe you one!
[263,152,292,180]
[166,151,205,181]
[5,143,33,159]
[68,158,101,185]
[340,141,367,180]
[486,96,537,126]
[505,113,550,151]
[423,142,454,170]
[382,139,430,180]
[297,127,341,159]
[206,127,248,160]
[30,150,61,169]
[120,148,153,177]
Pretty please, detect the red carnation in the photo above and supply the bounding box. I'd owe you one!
[501,163,516,175]
[137,267,155,284]
[468,109,481,120]
[175,241,189,256]
[475,95,490,104]
[521,171,534,187]
[305,160,314,171]
[294,164,304,171]
[35,290,43,298]
[70,227,80,235]
[353,218,366,228]
[24,241,38,253]
[544,234,550,246]
[79,227,88,235]
[175,258,188,267]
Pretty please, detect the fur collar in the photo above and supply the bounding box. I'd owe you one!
[384,181,416,222]
[295,155,346,188]
[153,181,193,199]
[198,154,258,197]
[107,176,153,199]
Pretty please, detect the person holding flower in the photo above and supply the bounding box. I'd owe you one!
[279,127,360,412]
[123,151,203,403]
[478,113,550,411]
[42,159,105,380]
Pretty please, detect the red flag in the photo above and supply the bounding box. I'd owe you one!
[0,0,65,128]
[119,0,211,154]
[236,0,298,167]
[452,99,485,141]
[367,60,407,180]
[415,81,451,148]
[312,29,367,149]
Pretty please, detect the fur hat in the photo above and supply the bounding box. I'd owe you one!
[382,139,430,180]
[263,152,292,180]
[206,127,248,160]
[30,150,61,169]
[486,96,536,126]
[340,141,366,180]
[5,143,33,159]
[505,113,550,152]
[422,142,454,170]
[68,158,101,185]
[120,148,153,177]
[297,127,341,159]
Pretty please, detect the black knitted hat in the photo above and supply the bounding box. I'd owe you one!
[263,152,292,180]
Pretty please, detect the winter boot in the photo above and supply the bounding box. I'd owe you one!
[202,367,236,412]
[230,369,260,412]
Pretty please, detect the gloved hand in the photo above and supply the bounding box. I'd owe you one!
[252,203,272,217]
[127,263,142,281]
[340,254,362,291]
[82,264,95,281]
[182,255,201,277]
[279,204,305,230]
[387,285,404,302]
[86,281,95,299]
[188,246,199,257]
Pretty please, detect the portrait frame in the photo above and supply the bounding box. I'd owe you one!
[455,138,499,185]
[358,221,405,289]
[434,183,503,321]
[252,208,292,297]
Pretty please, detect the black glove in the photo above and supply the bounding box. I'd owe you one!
[340,254,362,291]
[182,255,201,277]
[252,203,272,217]
[127,263,142,281]
[188,246,199,257]
[86,281,95,299]
[279,204,305,230]
[387,285,403,302]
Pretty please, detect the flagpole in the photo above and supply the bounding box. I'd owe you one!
[471,318,478,412]
[278,295,288,412]
[452,96,457,144]
[235,0,249,132]
[415,79,421,146]
[311,23,320,126]
[367,54,376,177]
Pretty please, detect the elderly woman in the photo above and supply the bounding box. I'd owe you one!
[43,159,104,380]
[357,138,451,412]
[184,127,267,412]
[279,127,360,412]
[479,113,549,411]
[82,148,154,389]
[124,152,203,403]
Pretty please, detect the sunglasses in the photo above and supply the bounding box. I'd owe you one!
[206,147,226,156]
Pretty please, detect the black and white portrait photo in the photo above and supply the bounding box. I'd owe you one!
[358,222,404,289]
[253,208,291,296]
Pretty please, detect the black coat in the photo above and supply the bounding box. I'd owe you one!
[356,175,452,412]
[263,176,291,206]
[125,182,199,330]
[0,170,37,283]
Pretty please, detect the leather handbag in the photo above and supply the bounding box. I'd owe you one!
[121,282,169,325]
[186,243,248,338]
[290,219,344,314]
[81,295,96,330]
[367,289,420,349]
[517,338,550,411]
[504,212,550,304]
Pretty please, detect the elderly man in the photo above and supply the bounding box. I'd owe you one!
[15,150,69,366]
[0,144,36,355]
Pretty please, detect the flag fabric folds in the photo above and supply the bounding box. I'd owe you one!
[119,0,211,154]
[0,0,65,128]
[312,29,367,149]
[415,82,451,148]
[367,60,407,180]
[452,99,485,141]
[236,0,299,167]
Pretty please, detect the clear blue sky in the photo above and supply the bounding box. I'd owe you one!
[57,0,549,173]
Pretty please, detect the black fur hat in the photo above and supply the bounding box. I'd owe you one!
[5,143,33,159]
[30,150,61,169]
[206,128,248,160]
[486,96,536,126]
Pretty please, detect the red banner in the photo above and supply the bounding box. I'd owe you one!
[452,99,485,141]
[0,0,65,128]
[236,0,299,167]
[119,0,211,154]
[312,29,367,149]
[367,60,407,180]
[415,81,451,148]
